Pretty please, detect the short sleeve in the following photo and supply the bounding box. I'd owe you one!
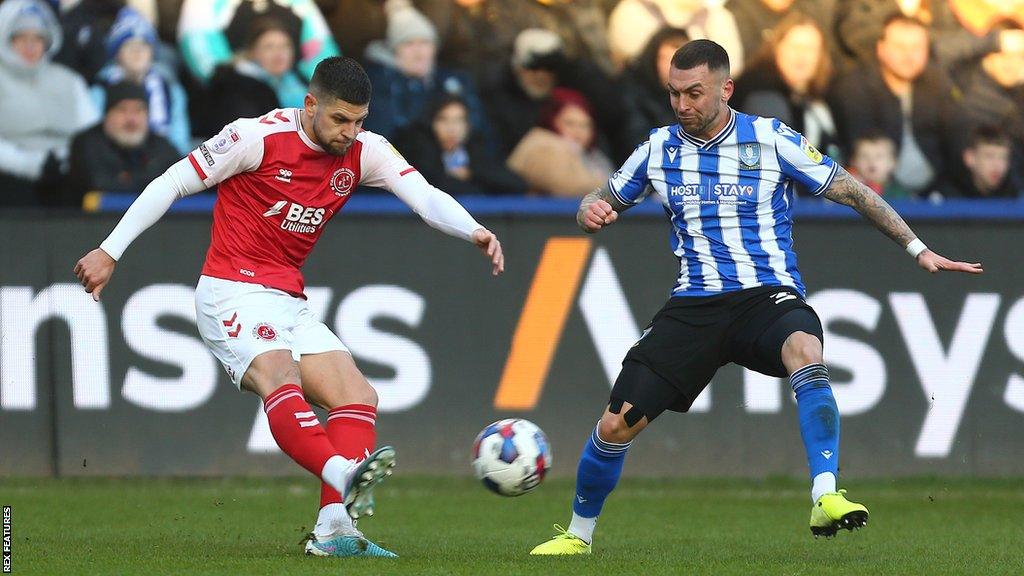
[607,140,652,206]
[772,119,838,196]
[357,132,417,190]
[186,120,264,188]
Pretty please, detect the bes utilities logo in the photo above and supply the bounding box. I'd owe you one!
[262,201,327,234]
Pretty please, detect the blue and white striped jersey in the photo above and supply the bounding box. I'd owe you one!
[608,108,838,297]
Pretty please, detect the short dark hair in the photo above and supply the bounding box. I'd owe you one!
[671,39,730,77]
[880,13,928,41]
[309,56,372,105]
[851,129,896,155]
[245,16,294,51]
[967,125,1011,149]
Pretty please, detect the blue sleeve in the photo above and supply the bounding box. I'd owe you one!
[607,140,651,205]
[771,119,838,196]
[89,85,106,116]
[169,82,192,155]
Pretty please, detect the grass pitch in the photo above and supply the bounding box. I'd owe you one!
[3,476,1022,575]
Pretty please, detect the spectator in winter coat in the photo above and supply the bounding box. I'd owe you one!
[0,0,99,206]
[90,6,191,154]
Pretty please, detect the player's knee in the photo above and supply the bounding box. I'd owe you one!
[352,382,378,407]
[244,352,301,397]
[783,331,823,367]
[598,410,642,444]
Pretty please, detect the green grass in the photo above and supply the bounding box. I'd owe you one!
[3,476,1023,575]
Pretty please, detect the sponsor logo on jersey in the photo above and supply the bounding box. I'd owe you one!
[263,200,287,217]
[330,168,355,196]
[669,183,755,205]
[666,146,679,164]
[738,142,761,169]
[670,184,702,197]
[253,323,278,341]
[210,125,240,154]
[262,201,328,234]
[275,169,292,183]
[199,144,215,167]
[209,125,239,153]
[800,137,823,163]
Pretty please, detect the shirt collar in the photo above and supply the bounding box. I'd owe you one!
[295,109,325,152]
[677,107,736,149]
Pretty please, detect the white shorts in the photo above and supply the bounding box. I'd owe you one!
[194,275,348,388]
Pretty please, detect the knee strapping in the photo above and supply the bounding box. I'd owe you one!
[608,397,624,414]
[623,406,646,428]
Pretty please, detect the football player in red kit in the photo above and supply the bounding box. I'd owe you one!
[74,57,504,558]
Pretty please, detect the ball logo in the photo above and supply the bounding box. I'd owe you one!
[253,323,278,341]
[330,168,355,196]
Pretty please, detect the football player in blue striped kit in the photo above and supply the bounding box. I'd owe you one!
[530,39,983,555]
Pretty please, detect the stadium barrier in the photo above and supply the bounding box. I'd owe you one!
[1,203,1022,477]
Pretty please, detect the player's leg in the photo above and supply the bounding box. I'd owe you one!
[750,307,868,536]
[567,362,670,543]
[531,362,693,555]
[241,351,356,498]
[193,277,395,557]
[247,352,396,558]
[302,351,394,523]
[777,328,838,502]
[291,315,397,557]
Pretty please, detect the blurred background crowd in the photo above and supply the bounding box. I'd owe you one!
[1,0,1022,209]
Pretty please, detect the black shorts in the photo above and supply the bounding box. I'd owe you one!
[615,285,823,416]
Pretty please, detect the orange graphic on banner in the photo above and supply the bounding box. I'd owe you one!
[494,237,593,409]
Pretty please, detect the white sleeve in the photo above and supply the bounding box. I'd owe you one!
[186,120,264,188]
[359,133,483,241]
[99,157,206,260]
[389,171,484,241]
[0,137,48,180]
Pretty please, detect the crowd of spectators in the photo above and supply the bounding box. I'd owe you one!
[1,0,1022,209]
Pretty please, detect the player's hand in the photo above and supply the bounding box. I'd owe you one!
[472,228,504,276]
[916,249,983,275]
[580,199,618,233]
[74,248,117,301]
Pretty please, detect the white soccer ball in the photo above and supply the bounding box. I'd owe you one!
[471,418,552,497]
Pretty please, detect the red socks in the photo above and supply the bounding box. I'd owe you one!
[263,384,341,479]
[320,404,377,508]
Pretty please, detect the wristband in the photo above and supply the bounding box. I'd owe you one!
[905,238,927,259]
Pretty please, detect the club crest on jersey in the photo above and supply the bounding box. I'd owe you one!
[330,168,355,196]
[738,142,761,169]
[253,323,278,341]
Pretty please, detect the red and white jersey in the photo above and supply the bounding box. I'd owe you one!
[187,108,417,296]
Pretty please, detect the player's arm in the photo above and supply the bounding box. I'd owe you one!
[822,167,983,274]
[362,133,503,275]
[389,170,504,276]
[577,182,631,233]
[75,120,262,300]
[74,158,207,300]
[581,139,653,233]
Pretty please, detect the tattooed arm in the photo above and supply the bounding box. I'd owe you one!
[822,167,983,274]
[577,182,631,233]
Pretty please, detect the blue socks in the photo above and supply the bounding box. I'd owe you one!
[572,425,630,519]
[791,363,839,499]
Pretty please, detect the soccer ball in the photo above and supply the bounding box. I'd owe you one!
[471,418,552,497]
